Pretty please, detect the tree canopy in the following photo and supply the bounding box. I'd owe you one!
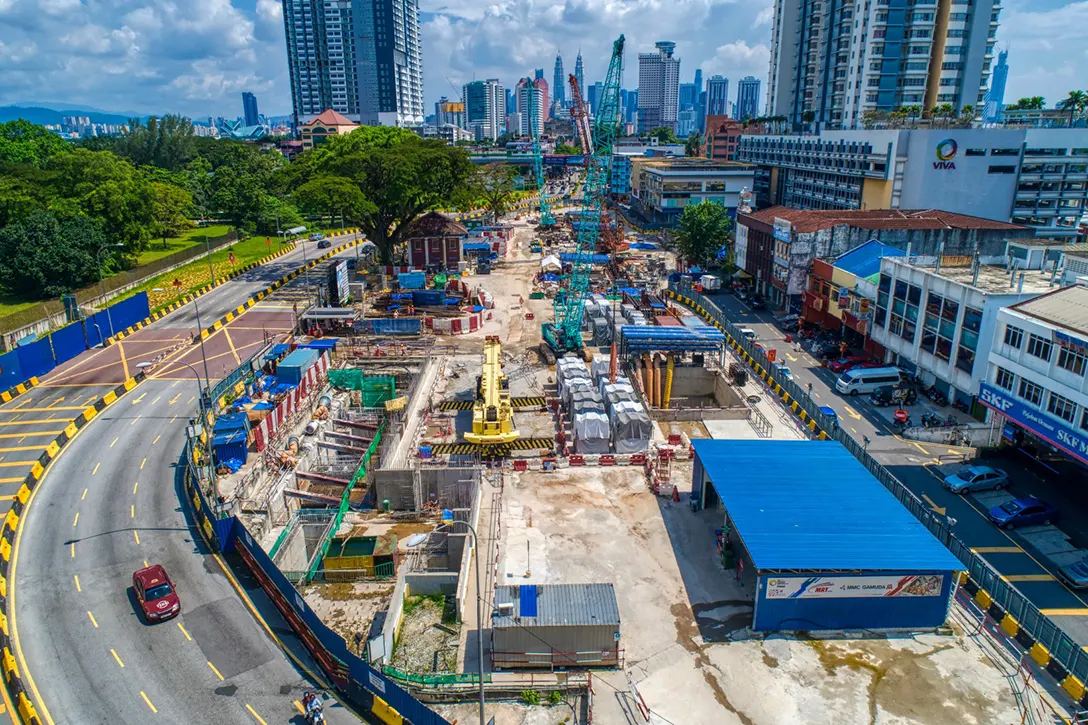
[671,201,733,268]
[465,163,517,220]
[647,126,679,144]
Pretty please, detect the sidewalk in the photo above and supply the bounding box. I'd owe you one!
[456,470,503,676]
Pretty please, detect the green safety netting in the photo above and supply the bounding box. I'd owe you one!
[327,371,397,407]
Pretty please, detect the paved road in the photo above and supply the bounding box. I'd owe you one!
[10,240,365,725]
[702,290,1088,645]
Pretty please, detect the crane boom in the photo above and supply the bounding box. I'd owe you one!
[543,34,625,355]
[568,73,593,155]
[524,79,556,227]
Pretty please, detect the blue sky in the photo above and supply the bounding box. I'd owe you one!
[0,0,1083,118]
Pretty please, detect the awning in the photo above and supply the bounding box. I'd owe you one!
[734,270,753,280]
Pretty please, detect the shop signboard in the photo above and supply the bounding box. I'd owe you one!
[765,574,944,599]
[979,382,1088,465]
[773,217,792,243]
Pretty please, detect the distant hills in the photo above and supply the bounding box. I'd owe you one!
[0,105,136,126]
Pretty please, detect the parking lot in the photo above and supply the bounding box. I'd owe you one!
[703,289,1088,645]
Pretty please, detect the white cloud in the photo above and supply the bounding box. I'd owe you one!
[753,5,774,27]
[704,40,770,79]
[997,0,1088,108]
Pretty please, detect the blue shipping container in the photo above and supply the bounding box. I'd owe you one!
[398,271,426,290]
[276,348,320,386]
[212,430,248,467]
[412,290,445,306]
[214,412,250,434]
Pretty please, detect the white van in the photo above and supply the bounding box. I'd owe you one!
[737,327,757,341]
[835,366,903,396]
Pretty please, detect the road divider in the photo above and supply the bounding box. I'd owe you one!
[0,379,40,408]
[0,370,147,724]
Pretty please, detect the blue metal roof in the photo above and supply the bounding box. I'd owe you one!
[619,325,725,352]
[832,240,904,280]
[693,440,962,572]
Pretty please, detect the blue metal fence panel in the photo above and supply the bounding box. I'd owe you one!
[50,321,88,365]
[16,338,55,380]
[0,349,26,390]
[107,292,151,331]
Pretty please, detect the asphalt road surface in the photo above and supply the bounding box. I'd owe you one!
[10,238,365,725]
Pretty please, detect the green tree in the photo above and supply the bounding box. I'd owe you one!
[670,201,733,268]
[1007,96,1045,111]
[684,132,703,157]
[0,119,70,167]
[0,211,107,297]
[149,182,193,248]
[648,126,679,144]
[554,143,580,155]
[293,175,372,224]
[801,110,816,130]
[113,114,196,171]
[1060,90,1088,127]
[465,163,517,219]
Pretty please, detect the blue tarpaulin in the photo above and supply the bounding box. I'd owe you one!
[264,344,291,360]
[212,430,248,467]
[630,242,658,250]
[357,318,423,336]
[462,242,492,251]
[412,290,445,306]
[300,338,339,350]
[560,253,610,265]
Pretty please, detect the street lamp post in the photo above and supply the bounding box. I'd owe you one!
[96,243,125,337]
[436,519,486,725]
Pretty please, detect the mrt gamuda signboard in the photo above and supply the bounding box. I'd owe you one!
[766,574,944,599]
[979,382,1088,465]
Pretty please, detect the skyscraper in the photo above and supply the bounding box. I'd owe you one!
[619,89,629,122]
[705,75,729,116]
[637,41,680,133]
[535,69,544,80]
[678,83,697,110]
[241,92,259,127]
[516,78,545,136]
[735,76,760,121]
[767,0,1000,128]
[553,50,566,106]
[533,77,550,120]
[983,50,1009,123]
[694,69,703,97]
[574,50,585,101]
[435,97,466,127]
[282,0,424,128]
[463,79,506,140]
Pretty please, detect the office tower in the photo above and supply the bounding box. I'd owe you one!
[574,50,585,100]
[696,90,707,132]
[678,83,697,110]
[535,69,544,80]
[627,89,639,124]
[463,79,506,140]
[619,89,629,122]
[516,78,544,136]
[767,0,1000,129]
[705,75,729,116]
[435,97,466,127]
[506,88,516,120]
[983,49,1009,123]
[736,76,760,121]
[637,41,680,133]
[533,77,550,120]
[553,50,566,106]
[242,92,259,126]
[282,0,424,127]
[694,68,703,97]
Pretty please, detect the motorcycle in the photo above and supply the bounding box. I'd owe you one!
[951,399,970,413]
[893,408,913,430]
[302,691,325,725]
[924,386,948,407]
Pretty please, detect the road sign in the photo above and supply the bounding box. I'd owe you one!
[173,278,183,288]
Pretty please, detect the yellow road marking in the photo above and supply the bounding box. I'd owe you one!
[177,622,192,641]
[0,431,63,439]
[0,419,76,426]
[87,611,97,628]
[118,341,129,381]
[1003,574,1056,582]
[133,530,140,544]
[187,396,195,404]
[130,415,141,426]
[131,393,146,405]
[151,396,161,405]
[911,441,931,455]
[140,458,146,470]
[168,394,181,405]
[0,495,12,501]
[223,327,242,365]
[0,477,21,484]
[130,505,135,519]
[71,542,75,558]
[110,437,119,448]
[152,435,161,445]
[972,546,1024,553]
[169,416,177,423]
[81,488,88,501]
[172,381,180,388]
[0,406,88,413]
[207,661,225,681]
[1041,609,1088,616]
[72,513,79,527]
[0,460,40,467]
[0,444,46,453]
[133,481,139,495]
[140,691,157,714]
[92,462,100,475]
[143,560,148,568]
[74,576,81,592]
[110,649,124,668]
[245,704,267,725]
[294,700,305,714]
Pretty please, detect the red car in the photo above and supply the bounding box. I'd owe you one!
[133,565,180,623]
[827,355,869,373]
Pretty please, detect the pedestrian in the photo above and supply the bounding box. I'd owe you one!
[735,557,744,583]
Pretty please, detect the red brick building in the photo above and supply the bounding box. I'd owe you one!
[705,116,743,161]
[404,212,468,270]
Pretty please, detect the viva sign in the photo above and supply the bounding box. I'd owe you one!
[979,382,1088,465]
[933,139,957,170]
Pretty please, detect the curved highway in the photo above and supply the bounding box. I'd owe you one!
[10,239,364,724]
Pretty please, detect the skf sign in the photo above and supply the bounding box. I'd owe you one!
[933,139,957,170]
[980,386,1014,412]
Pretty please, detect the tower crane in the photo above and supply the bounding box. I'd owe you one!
[543,34,626,357]
[523,78,556,227]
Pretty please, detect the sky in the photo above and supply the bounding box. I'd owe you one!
[0,0,1085,119]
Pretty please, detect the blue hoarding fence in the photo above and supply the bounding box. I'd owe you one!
[666,280,1088,691]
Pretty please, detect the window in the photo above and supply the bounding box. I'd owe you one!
[947,28,966,37]
[1004,325,1024,348]
[1048,392,1077,423]
[1058,345,1088,376]
[910,45,929,54]
[944,45,965,54]
[942,62,963,70]
[991,148,1021,156]
[994,367,1015,391]
[949,11,969,20]
[989,165,1017,174]
[1019,378,1044,406]
[912,28,932,37]
[965,148,986,156]
[1026,333,1053,361]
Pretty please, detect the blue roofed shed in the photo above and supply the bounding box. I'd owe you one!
[832,239,905,281]
[692,439,963,632]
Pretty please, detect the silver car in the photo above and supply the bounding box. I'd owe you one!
[1058,558,1088,589]
[942,465,1008,494]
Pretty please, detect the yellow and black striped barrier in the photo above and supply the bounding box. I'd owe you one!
[429,437,554,455]
[439,397,546,412]
[0,377,39,406]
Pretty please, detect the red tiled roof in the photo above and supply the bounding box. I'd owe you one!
[304,109,357,127]
[742,206,1026,233]
[402,211,468,238]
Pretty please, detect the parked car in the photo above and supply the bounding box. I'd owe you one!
[942,465,1009,494]
[1057,558,1088,589]
[826,355,869,373]
[132,564,180,623]
[987,497,1058,529]
[869,385,917,407]
[749,296,766,310]
[317,239,332,249]
[772,362,793,381]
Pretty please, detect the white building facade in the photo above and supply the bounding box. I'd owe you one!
[637,41,680,134]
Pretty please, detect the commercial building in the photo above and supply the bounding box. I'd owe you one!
[766,0,1000,129]
[705,116,743,162]
[420,123,473,144]
[632,158,755,226]
[870,255,1058,403]
[691,440,962,632]
[574,50,585,102]
[735,76,760,122]
[1001,108,1073,129]
[983,49,1009,124]
[677,109,698,139]
[553,50,566,107]
[637,41,681,134]
[736,206,1031,314]
[705,75,729,117]
[981,284,1088,468]
[299,109,359,149]
[533,77,550,121]
[463,79,506,141]
[611,143,688,197]
[434,98,465,128]
[242,92,259,127]
[492,584,621,668]
[736,128,1088,240]
[282,0,424,128]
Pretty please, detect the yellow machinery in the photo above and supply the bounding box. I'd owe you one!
[464,336,520,452]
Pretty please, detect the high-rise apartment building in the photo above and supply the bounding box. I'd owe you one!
[435,97,466,128]
[533,77,550,121]
[679,83,698,110]
[767,0,1000,129]
[588,82,605,115]
[463,79,506,140]
[282,0,424,128]
[516,78,545,136]
[983,49,1009,123]
[574,50,585,101]
[736,76,760,121]
[694,69,703,97]
[553,50,566,106]
[242,92,260,127]
[706,75,729,117]
[638,41,681,133]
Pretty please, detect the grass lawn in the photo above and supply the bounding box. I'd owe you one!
[0,294,47,318]
[135,224,232,266]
